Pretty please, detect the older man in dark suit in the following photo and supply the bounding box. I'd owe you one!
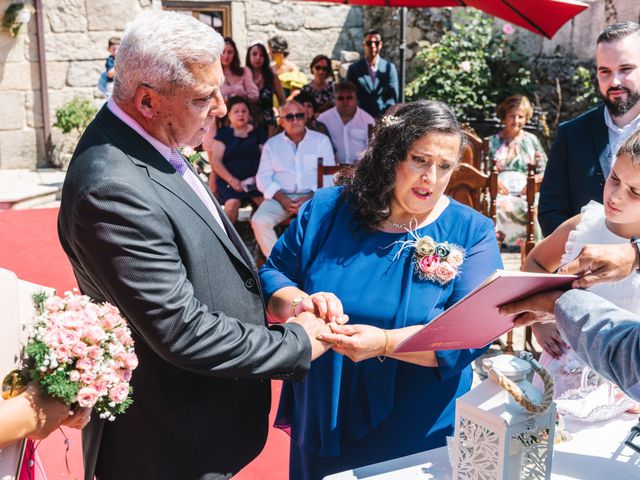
[58,11,339,480]
[539,22,640,236]
[346,30,399,118]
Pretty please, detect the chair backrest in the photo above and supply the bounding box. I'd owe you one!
[445,161,498,224]
[523,161,543,257]
[460,127,488,171]
[317,157,351,188]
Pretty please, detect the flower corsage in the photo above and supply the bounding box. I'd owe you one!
[393,231,465,285]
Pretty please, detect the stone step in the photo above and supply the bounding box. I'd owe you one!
[0,169,66,210]
[0,187,61,210]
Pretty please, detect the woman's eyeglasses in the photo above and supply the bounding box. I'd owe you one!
[365,40,381,47]
[282,113,306,122]
[314,65,329,72]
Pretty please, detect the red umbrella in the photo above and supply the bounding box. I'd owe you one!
[302,0,589,39]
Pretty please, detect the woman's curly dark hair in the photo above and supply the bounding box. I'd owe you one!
[339,100,463,231]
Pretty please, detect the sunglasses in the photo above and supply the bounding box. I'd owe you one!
[282,113,306,122]
[314,65,330,72]
[336,95,355,101]
[365,40,381,47]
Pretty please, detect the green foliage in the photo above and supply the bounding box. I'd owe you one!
[406,10,533,120]
[38,369,79,406]
[54,97,97,134]
[32,291,48,313]
[25,340,48,366]
[571,66,600,109]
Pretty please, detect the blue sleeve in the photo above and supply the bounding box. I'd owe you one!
[556,289,640,401]
[259,198,313,303]
[105,55,115,71]
[539,124,570,236]
[435,216,503,380]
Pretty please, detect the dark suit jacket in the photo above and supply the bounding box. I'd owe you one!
[538,105,608,236]
[58,105,312,480]
[346,57,399,118]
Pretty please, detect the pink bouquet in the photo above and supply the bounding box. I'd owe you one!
[23,290,138,421]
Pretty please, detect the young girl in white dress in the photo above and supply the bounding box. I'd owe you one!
[524,129,640,405]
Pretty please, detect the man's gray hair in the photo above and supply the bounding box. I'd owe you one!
[113,10,224,103]
[597,21,640,45]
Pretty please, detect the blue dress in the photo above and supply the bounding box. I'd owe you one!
[260,187,503,479]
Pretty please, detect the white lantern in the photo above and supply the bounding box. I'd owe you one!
[452,352,556,480]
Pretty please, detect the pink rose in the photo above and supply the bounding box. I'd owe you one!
[123,353,138,370]
[69,370,81,382]
[419,255,440,275]
[108,383,130,403]
[54,345,72,363]
[86,345,102,359]
[77,386,99,408]
[435,262,457,283]
[45,296,64,311]
[502,23,515,36]
[76,357,95,372]
[83,326,106,344]
[71,341,88,357]
[80,372,95,384]
[100,313,121,330]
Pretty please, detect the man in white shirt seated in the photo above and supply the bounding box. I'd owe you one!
[317,81,375,165]
[252,100,335,257]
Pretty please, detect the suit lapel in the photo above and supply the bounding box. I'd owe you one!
[591,105,609,177]
[94,106,250,270]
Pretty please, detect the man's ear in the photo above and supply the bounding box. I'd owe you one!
[134,86,159,120]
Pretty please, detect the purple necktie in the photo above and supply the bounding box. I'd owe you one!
[168,149,226,234]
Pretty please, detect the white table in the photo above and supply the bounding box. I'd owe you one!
[326,414,640,479]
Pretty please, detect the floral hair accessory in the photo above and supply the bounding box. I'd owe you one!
[392,224,465,285]
[380,114,401,128]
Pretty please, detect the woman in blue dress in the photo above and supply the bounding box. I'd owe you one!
[259,100,503,479]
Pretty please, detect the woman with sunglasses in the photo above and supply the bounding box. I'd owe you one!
[220,37,259,103]
[246,43,286,135]
[300,55,335,113]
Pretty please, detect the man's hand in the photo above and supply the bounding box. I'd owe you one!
[559,244,638,288]
[287,311,333,360]
[294,292,349,325]
[499,290,564,327]
[62,407,92,430]
[317,324,386,363]
[273,191,294,213]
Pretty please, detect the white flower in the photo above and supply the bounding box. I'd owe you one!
[381,115,401,128]
[459,61,472,73]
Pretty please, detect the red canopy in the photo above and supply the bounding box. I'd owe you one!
[301,0,589,39]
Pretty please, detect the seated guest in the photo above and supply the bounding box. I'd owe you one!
[300,55,335,113]
[252,100,334,257]
[295,91,330,138]
[208,96,266,224]
[488,94,547,250]
[260,100,502,479]
[246,42,286,134]
[268,35,306,98]
[220,37,259,103]
[318,81,375,165]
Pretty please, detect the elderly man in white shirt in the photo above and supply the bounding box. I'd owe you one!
[317,81,375,165]
[252,100,335,256]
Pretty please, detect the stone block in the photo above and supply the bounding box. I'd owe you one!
[45,32,105,61]
[67,61,103,87]
[47,0,87,33]
[86,0,142,31]
[0,91,25,130]
[0,62,40,90]
[0,31,27,62]
[572,2,605,60]
[246,1,276,27]
[273,4,304,31]
[0,128,43,169]
[231,1,247,53]
[25,91,43,128]
[303,5,350,30]
[47,62,69,89]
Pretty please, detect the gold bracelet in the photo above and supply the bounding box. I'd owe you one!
[377,329,389,363]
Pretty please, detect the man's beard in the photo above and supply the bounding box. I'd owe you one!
[601,86,640,117]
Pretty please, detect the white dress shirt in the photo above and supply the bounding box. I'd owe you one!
[317,107,375,164]
[603,107,640,176]
[256,128,335,199]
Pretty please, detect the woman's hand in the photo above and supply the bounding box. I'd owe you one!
[317,324,386,362]
[531,322,570,359]
[228,177,243,192]
[294,292,348,324]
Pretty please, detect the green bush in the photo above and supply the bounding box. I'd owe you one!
[54,97,97,134]
[406,10,533,121]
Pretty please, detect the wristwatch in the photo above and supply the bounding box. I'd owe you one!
[290,296,306,317]
[631,236,640,273]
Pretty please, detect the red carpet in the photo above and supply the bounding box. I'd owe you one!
[0,208,289,479]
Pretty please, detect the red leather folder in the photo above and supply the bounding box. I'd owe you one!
[394,270,576,353]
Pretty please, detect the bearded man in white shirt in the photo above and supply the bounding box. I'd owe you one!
[317,81,375,165]
[252,100,335,256]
